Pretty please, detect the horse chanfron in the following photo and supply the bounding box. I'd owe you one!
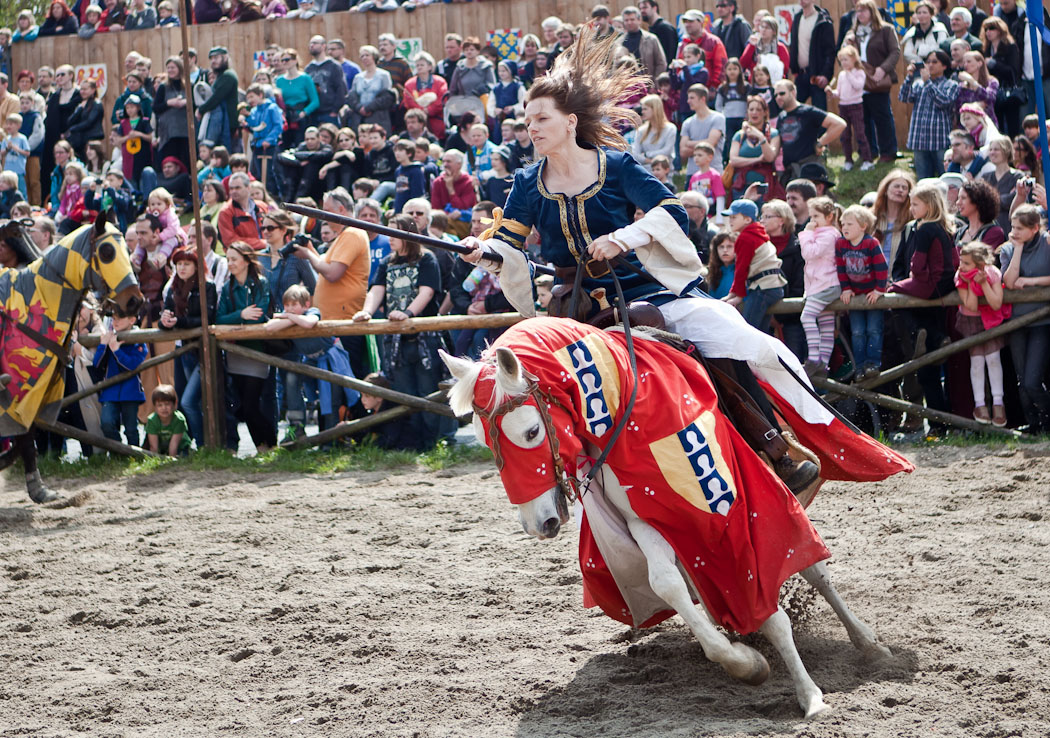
[85,212,143,316]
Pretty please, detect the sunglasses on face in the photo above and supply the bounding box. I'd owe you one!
[774,91,788,97]
[281,57,293,62]
[406,211,426,216]
[261,225,279,232]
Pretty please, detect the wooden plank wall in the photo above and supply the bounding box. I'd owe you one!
[10,0,994,158]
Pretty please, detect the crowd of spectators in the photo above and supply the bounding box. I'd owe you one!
[1,0,1050,455]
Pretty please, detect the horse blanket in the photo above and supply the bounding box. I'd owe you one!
[480,318,912,634]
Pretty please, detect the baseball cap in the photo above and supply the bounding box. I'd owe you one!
[209,46,228,57]
[682,9,704,21]
[720,199,759,220]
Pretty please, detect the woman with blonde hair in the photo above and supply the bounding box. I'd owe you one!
[980,135,1023,231]
[631,93,676,172]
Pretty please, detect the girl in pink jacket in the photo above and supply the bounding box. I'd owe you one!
[827,46,873,171]
[798,196,843,378]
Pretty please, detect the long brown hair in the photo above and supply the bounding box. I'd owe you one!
[872,168,916,236]
[388,214,424,264]
[852,0,886,32]
[526,23,646,151]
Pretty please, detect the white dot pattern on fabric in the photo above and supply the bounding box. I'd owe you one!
[586,557,596,569]
[536,463,548,475]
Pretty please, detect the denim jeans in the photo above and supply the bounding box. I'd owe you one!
[283,361,318,424]
[373,180,396,205]
[102,400,141,447]
[1008,324,1050,427]
[913,149,945,180]
[848,308,884,369]
[179,352,204,447]
[739,286,784,334]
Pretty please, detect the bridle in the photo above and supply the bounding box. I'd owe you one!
[473,369,579,504]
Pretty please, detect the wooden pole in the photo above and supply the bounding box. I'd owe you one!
[34,419,160,459]
[178,3,222,450]
[217,341,456,417]
[767,287,1050,314]
[77,326,201,348]
[812,378,1023,438]
[280,389,449,450]
[856,305,1050,392]
[60,342,200,408]
[211,312,524,341]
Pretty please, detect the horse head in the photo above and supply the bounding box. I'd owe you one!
[84,211,143,316]
[442,346,581,540]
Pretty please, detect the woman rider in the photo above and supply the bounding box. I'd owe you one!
[460,26,827,494]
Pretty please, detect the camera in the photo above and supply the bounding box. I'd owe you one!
[280,233,321,258]
[754,183,769,195]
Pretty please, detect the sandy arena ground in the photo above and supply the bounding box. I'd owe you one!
[1,442,1048,737]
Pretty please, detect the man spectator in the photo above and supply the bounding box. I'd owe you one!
[29,216,56,255]
[277,125,332,204]
[305,35,348,127]
[774,79,846,182]
[110,72,153,125]
[404,109,437,144]
[377,33,413,95]
[218,172,268,250]
[899,50,960,179]
[619,6,667,81]
[638,0,679,67]
[197,47,239,151]
[798,161,835,197]
[946,129,992,178]
[437,34,463,81]
[940,8,982,53]
[680,190,716,263]
[712,0,751,61]
[186,49,206,87]
[679,84,726,175]
[327,39,360,93]
[957,0,987,37]
[591,5,615,40]
[785,178,817,232]
[788,0,836,110]
[430,149,476,239]
[677,9,728,88]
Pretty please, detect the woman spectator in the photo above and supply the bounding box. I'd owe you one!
[47,141,77,215]
[844,0,900,163]
[631,94,676,173]
[153,56,191,171]
[404,52,448,139]
[353,214,447,451]
[727,96,782,199]
[274,49,318,148]
[319,128,366,193]
[519,34,541,84]
[159,246,217,448]
[448,37,496,119]
[347,45,394,135]
[216,241,277,452]
[981,17,1022,137]
[96,0,127,31]
[761,198,806,361]
[1012,136,1041,181]
[980,136,1024,232]
[955,178,1006,251]
[65,80,104,162]
[13,10,40,43]
[488,60,525,127]
[901,1,949,64]
[871,168,917,267]
[84,141,106,177]
[888,183,958,427]
[39,1,79,36]
[956,51,998,125]
[740,16,789,82]
[42,65,79,200]
[259,210,316,308]
[1001,204,1050,433]
[124,0,157,30]
[16,71,45,113]
[199,178,226,231]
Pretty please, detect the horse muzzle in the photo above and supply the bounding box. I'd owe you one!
[114,286,145,317]
[517,486,571,540]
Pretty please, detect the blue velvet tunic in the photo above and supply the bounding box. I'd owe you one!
[493,147,696,305]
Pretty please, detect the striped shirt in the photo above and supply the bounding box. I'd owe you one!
[835,235,888,294]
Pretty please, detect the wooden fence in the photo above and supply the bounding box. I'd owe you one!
[8,0,995,155]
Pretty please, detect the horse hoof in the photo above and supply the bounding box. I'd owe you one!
[29,486,60,504]
[724,642,770,686]
[801,692,829,719]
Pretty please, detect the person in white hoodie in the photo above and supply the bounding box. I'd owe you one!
[901,0,950,64]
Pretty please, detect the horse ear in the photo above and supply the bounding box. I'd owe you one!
[439,349,475,381]
[93,209,109,236]
[494,347,521,383]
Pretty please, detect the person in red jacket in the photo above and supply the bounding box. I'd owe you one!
[429,148,476,239]
[677,9,728,87]
[722,198,787,332]
[218,172,269,250]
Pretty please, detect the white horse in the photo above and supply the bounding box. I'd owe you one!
[441,318,897,718]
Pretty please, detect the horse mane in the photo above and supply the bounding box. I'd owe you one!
[447,352,526,418]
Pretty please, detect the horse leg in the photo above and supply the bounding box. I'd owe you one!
[757,607,827,718]
[800,561,891,658]
[626,517,771,686]
[18,434,58,504]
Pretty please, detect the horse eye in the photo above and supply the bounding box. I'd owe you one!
[97,242,116,264]
[525,426,540,442]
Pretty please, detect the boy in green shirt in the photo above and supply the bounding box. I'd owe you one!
[145,384,192,456]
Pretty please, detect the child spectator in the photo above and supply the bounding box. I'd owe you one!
[93,310,147,448]
[352,372,417,451]
[836,205,888,381]
[955,241,1008,426]
[157,1,180,25]
[77,4,103,38]
[715,59,748,162]
[650,154,673,188]
[798,196,843,379]
[145,384,192,456]
[0,172,23,218]
[534,274,554,312]
[2,113,30,199]
[55,162,86,231]
[362,124,397,204]
[826,46,872,172]
[489,60,525,123]
[747,65,776,117]
[197,145,230,186]
[687,142,726,220]
[266,284,361,438]
[670,43,709,123]
[482,145,514,207]
[465,123,497,183]
[392,138,426,215]
[83,171,135,232]
[241,83,283,192]
[116,94,153,191]
[707,231,737,299]
[722,198,786,332]
[132,187,185,269]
